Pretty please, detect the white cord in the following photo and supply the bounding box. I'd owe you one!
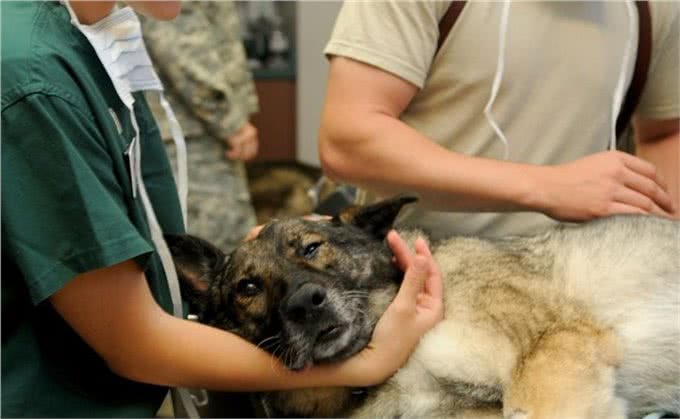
[484,0,511,160]
[160,93,188,228]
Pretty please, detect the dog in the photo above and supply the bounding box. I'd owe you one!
[166,195,680,418]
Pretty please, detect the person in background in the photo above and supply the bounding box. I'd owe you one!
[320,1,679,240]
[142,1,260,252]
[1,1,443,417]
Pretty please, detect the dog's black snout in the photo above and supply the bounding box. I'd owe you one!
[284,283,327,322]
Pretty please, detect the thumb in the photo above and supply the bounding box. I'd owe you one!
[395,254,428,302]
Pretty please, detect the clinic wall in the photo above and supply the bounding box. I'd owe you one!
[296,1,342,166]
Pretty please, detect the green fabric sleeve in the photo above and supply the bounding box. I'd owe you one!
[2,93,153,304]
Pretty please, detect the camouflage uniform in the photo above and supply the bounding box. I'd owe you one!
[142,1,259,252]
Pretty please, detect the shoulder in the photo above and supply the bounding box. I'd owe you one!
[1,2,94,112]
[326,0,450,89]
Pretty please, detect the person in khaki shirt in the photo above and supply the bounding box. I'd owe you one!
[321,1,679,239]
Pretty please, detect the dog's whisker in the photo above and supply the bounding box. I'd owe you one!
[345,292,369,297]
[261,338,282,352]
[269,344,283,375]
[257,334,282,350]
[281,346,293,370]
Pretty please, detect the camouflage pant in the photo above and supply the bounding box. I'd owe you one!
[164,135,257,253]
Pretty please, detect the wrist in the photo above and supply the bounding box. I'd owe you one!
[512,164,553,214]
[302,351,390,389]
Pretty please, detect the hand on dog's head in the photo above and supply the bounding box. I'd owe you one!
[165,194,418,368]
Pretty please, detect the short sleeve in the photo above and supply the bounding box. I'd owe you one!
[1,93,153,304]
[636,2,679,119]
[324,0,449,89]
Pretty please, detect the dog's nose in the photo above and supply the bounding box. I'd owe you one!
[284,283,327,322]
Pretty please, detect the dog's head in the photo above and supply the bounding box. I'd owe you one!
[167,195,418,370]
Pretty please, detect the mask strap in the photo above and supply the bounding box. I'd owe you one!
[159,93,188,227]
[131,111,199,418]
[138,176,200,419]
[126,111,142,200]
[610,1,637,151]
[484,0,511,160]
[60,0,80,24]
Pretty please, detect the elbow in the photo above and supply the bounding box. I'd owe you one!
[319,133,346,183]
[104,348,151,384]
[319,124,359,184]
[108,364,138,383]
[98,315,171,386]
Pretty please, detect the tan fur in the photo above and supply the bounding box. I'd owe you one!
[301,216,678,418]
[504,324,625,419]
[354,216,678,419]
[171,205,679,418]
[265,388,353,418]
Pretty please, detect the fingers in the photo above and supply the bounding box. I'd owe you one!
[614,186,671,217]
[387,230,411,271]
[606,203,647,216]
[390,234,443,309]
[302,214,332,222]
[620,153,675,213]
[224,133,242,159]
[242,138,258,161]
[620,152,665,187]
[243,225,264,241]
[388,233,441,294]
[224,124,259,161]
[394,254,428,304]
[414,238,443,300]
[225,137,258,161]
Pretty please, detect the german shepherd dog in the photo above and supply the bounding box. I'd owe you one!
[166,196,679,419]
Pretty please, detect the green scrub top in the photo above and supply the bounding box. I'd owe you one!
[1,2,186,417]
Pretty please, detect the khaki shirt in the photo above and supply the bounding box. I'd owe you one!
[325,1,679,238]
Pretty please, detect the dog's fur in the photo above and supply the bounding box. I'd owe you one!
[167,196,680,419]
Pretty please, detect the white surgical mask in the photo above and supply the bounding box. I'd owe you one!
[62,2,196,416]
[62,1,188,220]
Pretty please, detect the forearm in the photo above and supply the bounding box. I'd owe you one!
[114,310,365,391]
[636,132,680,218]
[51,260,379,392]
[320,111,541,213]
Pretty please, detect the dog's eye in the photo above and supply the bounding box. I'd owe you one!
[236,277,263,297]
[301,241,322,259]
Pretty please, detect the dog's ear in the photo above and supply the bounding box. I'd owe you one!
[164,233,226,308]
[334,194,418,238]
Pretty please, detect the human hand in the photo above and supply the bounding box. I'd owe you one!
[243,225,264,241]
[338,231,444,387]
[536,151,675,221]
[244,215,331,242]
[225,122,258,161]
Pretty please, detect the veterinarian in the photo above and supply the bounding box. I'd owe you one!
[1,1,444,417]
[142,1,261,252]
[320,1,679,239]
